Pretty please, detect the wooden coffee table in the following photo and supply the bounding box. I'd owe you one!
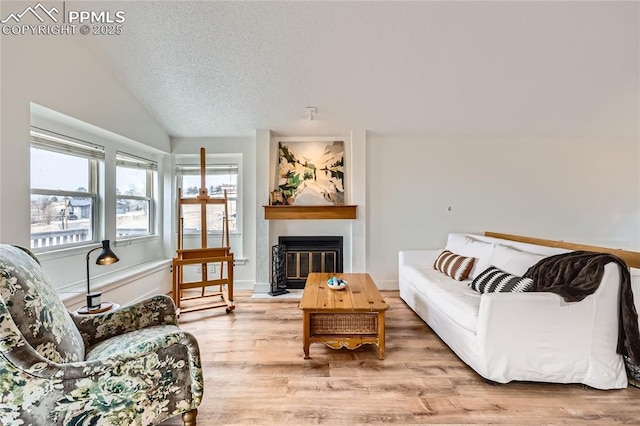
[299,273,388,359]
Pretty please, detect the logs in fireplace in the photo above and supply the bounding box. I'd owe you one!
[272,236,343,290]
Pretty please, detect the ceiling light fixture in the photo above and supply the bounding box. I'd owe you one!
[306,106,317,121]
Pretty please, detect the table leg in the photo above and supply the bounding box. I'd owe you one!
[303,311,310,359]
[377,311,385,360]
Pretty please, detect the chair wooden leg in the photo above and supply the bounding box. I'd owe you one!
[182,408,197,426]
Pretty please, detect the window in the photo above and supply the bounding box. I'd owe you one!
[116,152,156,238]
[30,129,103,250]
[176,164,238,233]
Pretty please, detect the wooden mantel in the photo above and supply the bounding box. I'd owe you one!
[264,205,357,220]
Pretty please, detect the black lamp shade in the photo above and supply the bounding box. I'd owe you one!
[96,240,119,265]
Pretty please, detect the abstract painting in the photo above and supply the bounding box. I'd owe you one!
[277,141,344,205]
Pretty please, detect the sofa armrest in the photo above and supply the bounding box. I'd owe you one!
[71,294,178,347]
[399,249,442,268]
[479,261,621,343]
[477,291,597,356]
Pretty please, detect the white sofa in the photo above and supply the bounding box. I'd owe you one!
[399,233,627,389]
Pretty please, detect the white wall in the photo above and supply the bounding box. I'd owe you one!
[367,136,640,287]
[0,32,172,302]
[361,2,640,288]
[255,130,271,289]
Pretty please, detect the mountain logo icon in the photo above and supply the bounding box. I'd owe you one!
[1,2,59,24]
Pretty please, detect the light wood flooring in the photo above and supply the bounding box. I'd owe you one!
[160,291,640,425]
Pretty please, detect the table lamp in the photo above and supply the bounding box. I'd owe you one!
[86,240,119,311]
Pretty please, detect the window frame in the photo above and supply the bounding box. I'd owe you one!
[29,128,103,252]
[115,151,157,240]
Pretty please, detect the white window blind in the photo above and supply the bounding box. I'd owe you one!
[31,127,105,160]
[117,152,157,171]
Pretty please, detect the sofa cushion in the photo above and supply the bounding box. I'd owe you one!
[489,244,547,276]
[434,250,475,281]
[445,234,494,279]
[405,265,481,333]
[470,266,534,293]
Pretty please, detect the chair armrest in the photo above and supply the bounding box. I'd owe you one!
[2,299,168,379]
[2,324,196,380]
[71,294,178,347]
[2,322,203,424]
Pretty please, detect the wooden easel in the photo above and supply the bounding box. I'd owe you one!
[172,147,235,314]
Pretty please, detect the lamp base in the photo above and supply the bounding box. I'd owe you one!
[86,292,102,311]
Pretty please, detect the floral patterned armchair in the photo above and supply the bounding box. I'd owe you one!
[0,245,203,425]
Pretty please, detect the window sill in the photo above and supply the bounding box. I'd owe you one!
[115,234,160,246]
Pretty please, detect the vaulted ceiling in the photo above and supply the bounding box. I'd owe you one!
[83,1,638,139]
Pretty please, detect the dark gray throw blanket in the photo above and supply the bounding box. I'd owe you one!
[523,251,640,365]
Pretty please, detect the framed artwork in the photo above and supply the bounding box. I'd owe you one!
[277,141,344,205]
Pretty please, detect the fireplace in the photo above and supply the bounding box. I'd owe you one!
[276,236,343,289]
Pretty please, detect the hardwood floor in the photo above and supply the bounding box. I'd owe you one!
[160,291,640,425]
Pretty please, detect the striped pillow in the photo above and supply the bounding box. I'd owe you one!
[433,250,476,281]
[470,266,534,293]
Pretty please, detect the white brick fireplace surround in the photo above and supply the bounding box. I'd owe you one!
[254,130,367,293]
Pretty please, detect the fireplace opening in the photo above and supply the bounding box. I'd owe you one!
[277,236,343,289]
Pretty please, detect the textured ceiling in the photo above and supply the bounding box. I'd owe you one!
[82,1,638,138]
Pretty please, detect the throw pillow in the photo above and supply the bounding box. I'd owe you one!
[470,266,534,293]
[445,234,494,279]
[433,250,476,281]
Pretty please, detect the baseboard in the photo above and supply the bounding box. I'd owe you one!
[233,280,256,291]
[253,282,271,293]
[375,279,399,290]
